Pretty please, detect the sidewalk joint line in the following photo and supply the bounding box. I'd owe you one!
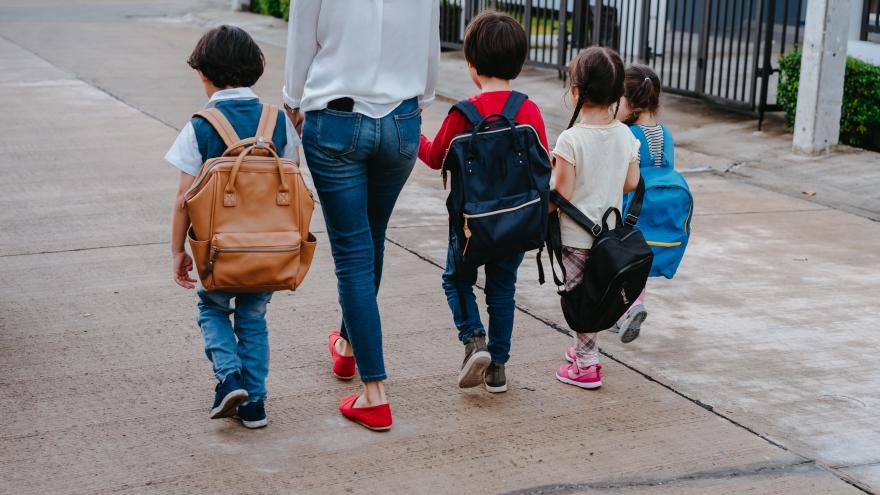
[500,459,818,495]
[0,241,166,258]
[0,32,180,132]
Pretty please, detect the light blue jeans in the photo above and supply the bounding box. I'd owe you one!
[302,97,420,382]
[197,288,273,402]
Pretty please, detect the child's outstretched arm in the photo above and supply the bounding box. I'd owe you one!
[418,110,469,170]
[171,171,197,289]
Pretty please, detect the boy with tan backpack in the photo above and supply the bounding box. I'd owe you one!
[165,26,315,429]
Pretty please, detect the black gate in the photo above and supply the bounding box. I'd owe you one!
[863,0,880,42]
[439,0,807,125]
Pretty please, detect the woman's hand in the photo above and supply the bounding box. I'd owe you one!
[285,104,304,137]
[173,251,196,289]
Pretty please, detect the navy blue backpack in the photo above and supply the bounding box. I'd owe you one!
[622,124,693,279]
[441,91,552,266]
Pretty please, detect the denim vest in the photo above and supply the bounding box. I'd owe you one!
[192,98,288,163]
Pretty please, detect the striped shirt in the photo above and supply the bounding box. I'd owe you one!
[638,124,664,167]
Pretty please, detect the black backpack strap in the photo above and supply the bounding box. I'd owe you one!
[500,91,528,121]
[451,100,484,127]
[539,214,568,288]
[624,178,646,226]
[550,190,603,237]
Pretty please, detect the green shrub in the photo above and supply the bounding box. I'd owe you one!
[778,51,880,151]
[250,0,288,21]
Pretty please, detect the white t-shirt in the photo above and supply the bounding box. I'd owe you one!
[282,0,440,118]
[551,121,640,249]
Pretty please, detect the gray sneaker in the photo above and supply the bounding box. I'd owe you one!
[484,362,507,393]
[617,304,647,343]
[458,335,491,388]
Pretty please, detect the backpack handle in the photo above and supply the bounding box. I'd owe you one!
[601,207,623,230]
[466,113,523,159]
[223,140,291,207]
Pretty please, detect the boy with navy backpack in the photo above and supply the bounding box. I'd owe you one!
[420,11,550,393]
[616,65,694,343]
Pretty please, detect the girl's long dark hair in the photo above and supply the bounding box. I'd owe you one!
[565,47,626,129]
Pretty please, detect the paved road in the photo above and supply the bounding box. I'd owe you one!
[0,1,877,493]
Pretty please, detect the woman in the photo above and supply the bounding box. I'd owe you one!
[283,0,439,431]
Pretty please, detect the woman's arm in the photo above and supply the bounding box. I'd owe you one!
[623,158,641,193]
[282,0,321,110]
[421,0,440,109]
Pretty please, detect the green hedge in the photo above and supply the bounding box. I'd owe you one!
[250,0,289,21]
[778,51,880,151]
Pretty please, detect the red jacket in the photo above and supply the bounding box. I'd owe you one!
[419,90,549,170]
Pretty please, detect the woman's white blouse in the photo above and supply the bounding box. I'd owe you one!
[283,0,440,118]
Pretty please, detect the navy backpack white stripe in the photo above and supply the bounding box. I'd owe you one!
[441,91,552,266]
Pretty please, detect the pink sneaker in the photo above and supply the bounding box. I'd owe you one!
[564,346,576,363]
[555,362,602,389]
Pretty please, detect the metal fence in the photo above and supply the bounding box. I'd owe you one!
[863,0,880,42]
[439,0,807,125]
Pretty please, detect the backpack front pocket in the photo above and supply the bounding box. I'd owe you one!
[461,190,543,260]
[208,231,302,291]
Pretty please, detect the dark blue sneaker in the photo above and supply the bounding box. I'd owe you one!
[237,400,267,429]
[210,372,248,419]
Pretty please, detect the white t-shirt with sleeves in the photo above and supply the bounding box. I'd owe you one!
[551,121,640,249]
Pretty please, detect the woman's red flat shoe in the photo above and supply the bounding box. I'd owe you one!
[339,394,392,431]
[328,331,356,380]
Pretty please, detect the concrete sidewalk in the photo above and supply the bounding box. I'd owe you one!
[0,2,878,494]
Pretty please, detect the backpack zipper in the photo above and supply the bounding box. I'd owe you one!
[208,245,300,272]
[461,197,541,256]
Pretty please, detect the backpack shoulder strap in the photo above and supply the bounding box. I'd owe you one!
[550,190,603,237]
[624,178,646,226]
[193,108,240,150]
[256,104,279,143]
[500,91,528,121]
[628,124,652,168]
[450,100,484,127]
[661,123,675,169]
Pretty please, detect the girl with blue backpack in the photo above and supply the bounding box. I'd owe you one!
[614,65,694,343]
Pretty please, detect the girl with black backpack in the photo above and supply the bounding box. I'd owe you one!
[551,47,642,389]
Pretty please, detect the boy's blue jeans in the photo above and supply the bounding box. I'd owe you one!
[302,98,420,382]
[197,288,272,402]
[441,234,525,364]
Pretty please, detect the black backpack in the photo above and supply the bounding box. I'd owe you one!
[541,180,653,333]
[442,91,552,266]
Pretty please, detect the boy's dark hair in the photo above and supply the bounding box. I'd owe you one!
[187,25,265,88]
[463,11,528,80]
[566,47,625,128]
[622,64,661,125]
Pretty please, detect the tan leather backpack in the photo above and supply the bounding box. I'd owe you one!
[184,105,316,292]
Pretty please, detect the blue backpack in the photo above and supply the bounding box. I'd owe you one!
[622,124,693,279]
[441,91,552,266]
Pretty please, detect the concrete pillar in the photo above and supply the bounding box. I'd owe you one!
[792,0,852,154]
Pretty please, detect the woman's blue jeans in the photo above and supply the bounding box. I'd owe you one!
[302,98,420,382]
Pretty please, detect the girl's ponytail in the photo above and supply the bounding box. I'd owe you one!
[567,91,587,129]
[622,65,661,125]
